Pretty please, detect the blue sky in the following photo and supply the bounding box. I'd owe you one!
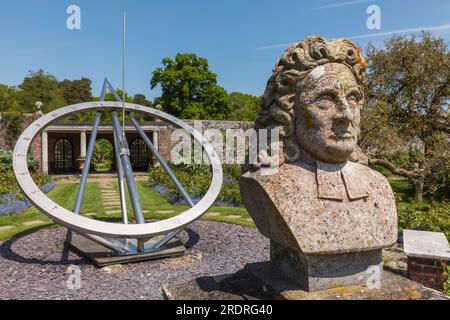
[0,0,449,100]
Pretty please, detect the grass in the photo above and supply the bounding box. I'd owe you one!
[0,180,254,240]
[389,179,416,203]
[0,183,104,240]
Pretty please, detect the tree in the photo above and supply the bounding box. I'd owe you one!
[133,94,151,106]
[104,89,133,103]
[60,78,92,105]
[0,84,21,113]
[361,33,449,201]
[228,92,261,121]
[17,70,66,113]
[93,139,113,167]
[150,53,232,120]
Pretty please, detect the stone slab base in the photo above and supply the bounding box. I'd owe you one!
[163,262,449,300]
[271,242,383,291]
[70,234,186,267]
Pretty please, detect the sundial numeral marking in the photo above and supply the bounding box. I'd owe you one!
[51,113,58,118]
[52,206,58,211]
[34,124,42,128]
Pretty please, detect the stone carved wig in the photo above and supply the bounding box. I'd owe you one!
[255,36,367,166]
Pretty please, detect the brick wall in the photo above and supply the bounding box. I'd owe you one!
[0,115,254,168]
[407,257,447,290]
[161,119,254,163]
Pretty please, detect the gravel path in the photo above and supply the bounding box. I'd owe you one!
[0,221,269,300]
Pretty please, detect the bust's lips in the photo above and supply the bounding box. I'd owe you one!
[337,132,354,139]
[330,131,354,140]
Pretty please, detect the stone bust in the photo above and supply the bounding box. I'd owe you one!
[240,36,398,291]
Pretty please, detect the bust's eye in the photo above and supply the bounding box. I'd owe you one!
[317,93,335,103]
[347,94,359,105]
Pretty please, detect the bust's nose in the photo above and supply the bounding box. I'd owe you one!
[333,96,354,123]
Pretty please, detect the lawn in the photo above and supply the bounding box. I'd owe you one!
[0,180,253,240]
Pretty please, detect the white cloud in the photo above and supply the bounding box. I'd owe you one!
[256,23,450,50]
[256,43,292,50]
[349,23,450,39]
[307,0,374,12]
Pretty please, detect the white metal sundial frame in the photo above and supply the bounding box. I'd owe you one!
[13,80,223,254]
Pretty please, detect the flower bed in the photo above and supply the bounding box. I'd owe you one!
[0,172,55,216]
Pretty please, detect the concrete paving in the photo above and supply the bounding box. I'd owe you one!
[22,220,46,227]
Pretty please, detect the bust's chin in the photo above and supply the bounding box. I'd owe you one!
[302,141,355,164]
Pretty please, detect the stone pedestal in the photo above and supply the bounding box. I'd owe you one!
[270,241,383,291]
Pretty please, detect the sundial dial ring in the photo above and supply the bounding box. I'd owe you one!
[13,101,223,240]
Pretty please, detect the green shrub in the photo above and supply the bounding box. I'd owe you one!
[0,149,39,173]
[398,201,450,240]
[0,170,52,201]
[148,164,243,206]
[443,263,450,296]
[373,165,393,177]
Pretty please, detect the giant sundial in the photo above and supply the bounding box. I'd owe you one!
[12,78,223,265]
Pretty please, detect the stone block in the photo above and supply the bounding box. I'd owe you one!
[403,230,450,261]
[270,241,383,291]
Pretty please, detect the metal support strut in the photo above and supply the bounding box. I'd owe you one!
[129,112,196,249]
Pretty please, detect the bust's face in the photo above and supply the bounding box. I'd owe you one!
[295,63,363,163]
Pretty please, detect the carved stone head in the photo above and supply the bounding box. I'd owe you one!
[256,36,367,165]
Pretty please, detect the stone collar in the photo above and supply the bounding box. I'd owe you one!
[297,150,369,201]
[316,160,369,201]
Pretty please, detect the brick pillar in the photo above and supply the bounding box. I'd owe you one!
[407,257,446,290]
[158,127,173,163]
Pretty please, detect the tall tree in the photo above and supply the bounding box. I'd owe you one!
[150,53,231,120]
[133,94,151,106]
[0,84,21,113]
[361,33,449,201]
[60,78,92,105]
[17,70,66,113]
[228,92,261,121]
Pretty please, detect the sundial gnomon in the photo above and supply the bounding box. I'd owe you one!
[13,78,223,256]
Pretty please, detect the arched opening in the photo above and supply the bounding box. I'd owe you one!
[93,139,114,172]
[53,138,74,173]
[130,138,150,172]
